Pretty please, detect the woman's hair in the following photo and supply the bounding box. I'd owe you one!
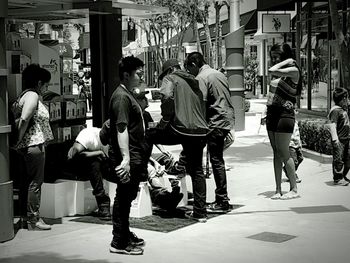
[270,43,303,96]
[22,64,51,92]
[118,56,144,80]
[270,43,294,61]
[184,52,206,69]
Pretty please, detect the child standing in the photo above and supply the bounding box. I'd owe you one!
[328,88,350,186]
[284,119,303,183]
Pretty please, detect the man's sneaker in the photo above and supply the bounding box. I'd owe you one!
[27,218,51,231]
[344,177,350,183]
[168,192,184,210]
[334,179,349,186]
[206,201,231,213]
[129,232,145,246]
[185,211,207,223]
[110,243,143,255]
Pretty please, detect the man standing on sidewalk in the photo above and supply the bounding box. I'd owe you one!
[108,56,149,255]
[148,59,209,222]
[185,52,235,213]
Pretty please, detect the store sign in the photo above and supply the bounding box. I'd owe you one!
[262,14,291,33]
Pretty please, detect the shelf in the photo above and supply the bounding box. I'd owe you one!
[0,125,11,134]
[0,68,9,76]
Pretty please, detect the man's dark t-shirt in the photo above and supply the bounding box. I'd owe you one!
[143,111,153,129]
[109,85,148,165]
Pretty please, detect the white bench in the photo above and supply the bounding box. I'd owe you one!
[40,180,97,218]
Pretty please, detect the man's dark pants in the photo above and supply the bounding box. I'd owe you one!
[112,162,147,248]
[207,128,229,203]
[332,139,350,181]
[69,155,111,208]
[147,128,207,217]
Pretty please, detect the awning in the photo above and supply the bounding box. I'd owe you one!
[257,0,295,11]
[169,10,257,45]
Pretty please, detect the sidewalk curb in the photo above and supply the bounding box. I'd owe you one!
[302,148,332,164]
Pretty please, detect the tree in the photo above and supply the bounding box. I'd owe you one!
[134,0,194,72]
[329,0,350,90]
[200,0,214,66]
[214,0,229,69]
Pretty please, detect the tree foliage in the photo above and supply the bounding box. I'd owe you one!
[132,0,220,71]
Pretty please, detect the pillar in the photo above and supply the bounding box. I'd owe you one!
[89,3,122,127]
[226,0,245,131]
[230,0,240,32]
[0,0,15,242]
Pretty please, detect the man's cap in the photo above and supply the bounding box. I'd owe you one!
[132,84,149,99]
[159,59,180,80]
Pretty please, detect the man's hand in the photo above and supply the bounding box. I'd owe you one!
[67,147,74,160]
[115,159,130,183]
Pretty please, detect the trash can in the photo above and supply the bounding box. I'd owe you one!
[0,180,14,242]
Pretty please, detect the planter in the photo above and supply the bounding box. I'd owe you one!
[299,119,332,155]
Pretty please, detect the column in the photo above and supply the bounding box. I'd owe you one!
[225,0,245,131]
[0,0,14,242]
[89,3,122,127]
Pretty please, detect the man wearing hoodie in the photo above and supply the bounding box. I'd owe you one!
[184,52,235,213]
[148,59,209,222]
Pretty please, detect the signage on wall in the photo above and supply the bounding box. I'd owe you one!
[262,14,291,33]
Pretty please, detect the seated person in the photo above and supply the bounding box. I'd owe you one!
[67,120,112,220]
[147,156,183,211]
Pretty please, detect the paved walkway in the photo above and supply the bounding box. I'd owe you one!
[1,100,350,263]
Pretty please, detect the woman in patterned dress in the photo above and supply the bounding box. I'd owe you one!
[12,64,54,230]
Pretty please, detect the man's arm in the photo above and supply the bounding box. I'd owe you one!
[157,76,175,129]
[79,150,106,159]
[327,111,339,142]
[114,124,130,183]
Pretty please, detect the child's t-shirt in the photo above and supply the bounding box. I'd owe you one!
[290,120,302,148]
[328,106,350,141]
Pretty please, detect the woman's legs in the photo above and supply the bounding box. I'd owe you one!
[275,132,298,193]
[268,131,282,196]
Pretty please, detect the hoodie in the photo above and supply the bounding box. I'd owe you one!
[159,70,209,136]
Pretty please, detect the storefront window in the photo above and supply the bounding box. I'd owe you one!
[300,21,308,110]
[298,3,329,113]
[310,11,328,112]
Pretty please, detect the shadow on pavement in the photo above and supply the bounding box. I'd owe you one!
[0,253,117,263]
[225,142,272,164]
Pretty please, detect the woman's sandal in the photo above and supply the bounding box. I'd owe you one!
[271,193,282,200]
[280,191,300,200]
